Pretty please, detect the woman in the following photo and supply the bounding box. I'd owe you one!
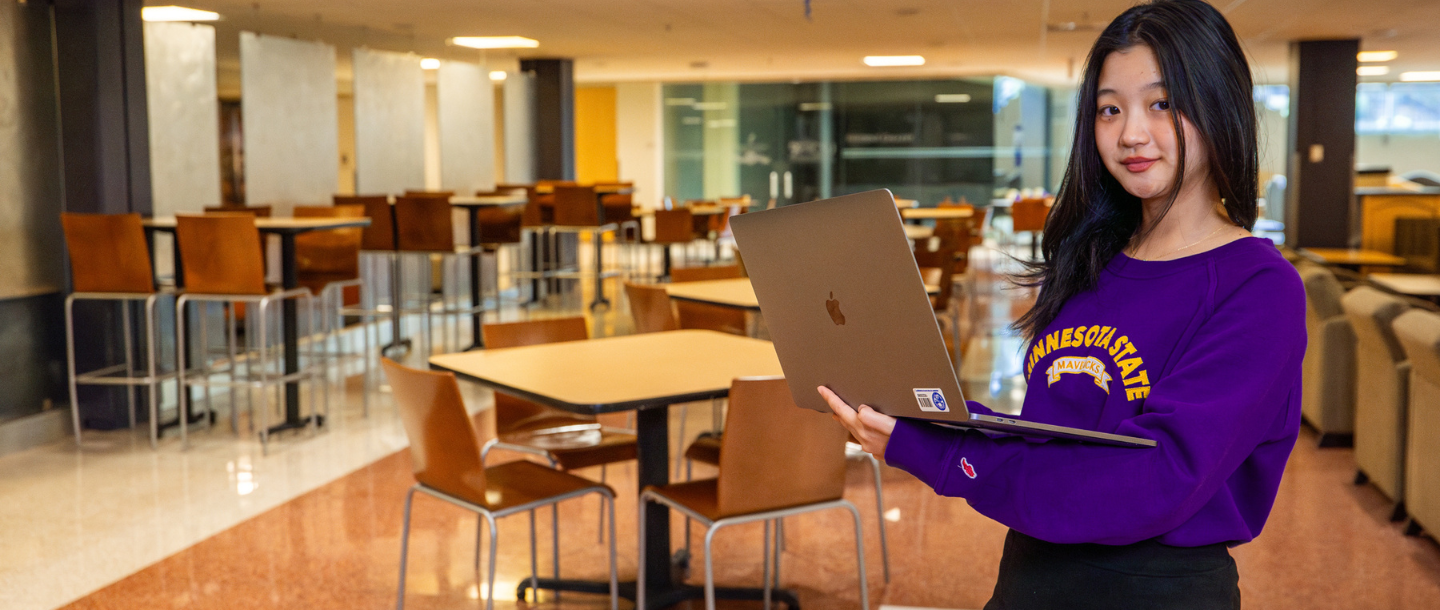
[821,1,1305,607]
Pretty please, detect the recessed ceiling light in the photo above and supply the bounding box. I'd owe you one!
[420,58,441,70]
[864,55,925,67]
[935,93,972,103]
[1400,71,1440,82]
[1357,66,1389,76]
[451,36,539,50]
[141,6,219,22]
[1357,50,1398,63]
[489,70,508,81]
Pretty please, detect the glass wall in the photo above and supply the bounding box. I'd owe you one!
[663,76,1055,207]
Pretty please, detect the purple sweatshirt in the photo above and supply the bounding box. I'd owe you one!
[886,237,1306,547]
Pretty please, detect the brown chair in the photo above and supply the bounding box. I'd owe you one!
[1011,197,1050,259]
[335,194,400,363]
[403,190,454,199]
[624,282,679,333]
[670,265,748,337]
[294,205,372,417]
[61,213,173,448]
[204,204,272,218]
[174,214,320,450]
[392,196,485,354]
[1392,310,1440,538]
[915,226,962,361]
[547,186,619,308]
[638,377,868,610]
[334,195,395,251]
[653,208,699,277]
[382,358,617,610]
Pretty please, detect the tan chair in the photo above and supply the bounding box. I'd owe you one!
[670,266,747,337]
[638,377,869,610]
[204,204,272,218]
[624,282,679,333]
[1391,310,1440,538]
[1343,287,1411,520]
[294,205,372,417]
[334,194,403,358]
[915,226,962,362]
[549,185,619,309]
[654,208,699,278]
[1299,263,1357,446]
[174,214,320,450]
[61,213,174,448]
[393,195,485,354]
[382,358,617,610]
[1011,197,1049,259]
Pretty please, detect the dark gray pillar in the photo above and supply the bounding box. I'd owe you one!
[520,58,575,181]
[1285,39,1358,248]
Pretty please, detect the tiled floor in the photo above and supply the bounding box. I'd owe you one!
[5,242,1440,610]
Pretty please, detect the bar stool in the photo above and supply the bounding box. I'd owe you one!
[393,195,485,354]
[1011,197,1050,259]
[174,214,320,449]
[475,189,527,307]
[295,204,372,417]
[382,358,618,610]
[639,377,868,610]
[335,195,403,355]
[652,208,698,280]
[61,213,176,448]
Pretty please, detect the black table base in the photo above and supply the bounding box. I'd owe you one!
[518,578,799,610]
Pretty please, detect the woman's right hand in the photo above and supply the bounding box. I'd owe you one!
[818,386,897,458]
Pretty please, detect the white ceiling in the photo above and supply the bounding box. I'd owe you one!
[174,0,1440,87]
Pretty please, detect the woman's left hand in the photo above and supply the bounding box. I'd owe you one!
[819,386,897,458]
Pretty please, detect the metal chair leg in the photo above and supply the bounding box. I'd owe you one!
[844,500,872,610]
[395,486,416,610]
[122,300,136,431]
[605,492,619,610]
[176,296,190,449]
[528,509,539,602]
[867,453,892,582]
[763,520,773,610]
[144,296,161,450]
[484,513,499,610]
[552,502,561,601]
[64,296,83,447]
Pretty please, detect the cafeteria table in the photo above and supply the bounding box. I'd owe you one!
[900,207,975,222]
[449,194,528,349]
[1369,273,1440,298]
[664,277,941,338]
[429,330,789,610]
[525,185,635,310]
[1297,247,1406,271]
[144,216,371,436]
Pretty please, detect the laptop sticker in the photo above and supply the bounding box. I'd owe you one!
[913,388,949,412]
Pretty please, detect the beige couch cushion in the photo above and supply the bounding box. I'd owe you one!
[1342,287,1409,501]
[1393,310,1440,533]
[1299,264,1356,437]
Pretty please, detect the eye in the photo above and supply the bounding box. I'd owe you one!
[1152,99,1171,111]
[1098,105,1120,118]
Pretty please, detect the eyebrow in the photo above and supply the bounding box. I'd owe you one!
[1096,81,1166,97]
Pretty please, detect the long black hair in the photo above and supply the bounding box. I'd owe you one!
[1013,0,1258,341]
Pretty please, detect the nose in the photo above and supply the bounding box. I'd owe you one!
[1119,113,1150,149]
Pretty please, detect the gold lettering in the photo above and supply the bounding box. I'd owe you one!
[1061,328,1074,348]
[1115,342,1138,359]
[1096,327,1113,350]
[1118,357,1143,378]
[1110,336,1129,357]
[1126,386,1151,401]
[1123,370,1150,386]
[1083,326,1100,347]
[1046,332,1059,353]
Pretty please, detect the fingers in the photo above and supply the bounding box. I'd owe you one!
[818,386,858,422]
[856,405,898,435]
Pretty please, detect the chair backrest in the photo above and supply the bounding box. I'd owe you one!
[653,209,695,244]
[381,358,488,499]
[60,212,155,294]
[716,377,849,517]
[1397,310,1440,387]
[553,185,601,226]
[336,195,395,251]
[394,195,454,252]
[1299,263,1347,323]
[405,190,454,199]
[482,316,589,348]
[1012,197,1049,232]
[294,204,364,276]
[1344,287,1410,364]
[624,282,679,333]
[175,214,268,295]
[671,265,742,283]
[477,205,525,245]
[205,205,272,218]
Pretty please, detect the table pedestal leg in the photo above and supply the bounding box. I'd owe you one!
[268,234,321,436]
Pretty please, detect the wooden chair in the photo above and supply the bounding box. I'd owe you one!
[382,358,617,610]
[61,212,174,448]
[671,265,747,337]
[393,195,486,354]
[204,204,272,218]
[1011,197,1050,259]
[624,282,679,333]
[639,377,868,610]
[334,194,401,358]
[294,204,372,417]
[549,186,619,308]
[653,208,699,278]
[174,213,322,450]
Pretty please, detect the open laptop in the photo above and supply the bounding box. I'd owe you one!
[729,189,1156,448]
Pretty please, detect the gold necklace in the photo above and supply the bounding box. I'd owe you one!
[1132,224,1229,261]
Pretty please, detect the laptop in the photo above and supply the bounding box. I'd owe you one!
[729,189,1156,448]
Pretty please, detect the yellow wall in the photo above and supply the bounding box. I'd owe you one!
[575,86,618,184]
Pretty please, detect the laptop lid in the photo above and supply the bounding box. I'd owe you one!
[730,189,968,421]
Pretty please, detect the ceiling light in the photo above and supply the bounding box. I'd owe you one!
[489,70,508,81]
[935,93,972,103]
[420,58,441,70]
[1401,71,1440,82]
[451,36,539,50]
[141,6,219,22]
[1357,50,1398,63]
[1357,66,1389,76]
[864,55,925,67]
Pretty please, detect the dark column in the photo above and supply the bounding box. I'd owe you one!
[1285,39,1358,248]
[520,58,575,181]
[53,0,154,429]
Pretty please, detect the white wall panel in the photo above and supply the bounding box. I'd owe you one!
[240,32,338,213]
[616,82,663,209]
[437,60,495,194]
[144,21,220,216]
[503,70,535,184]
[353,48,425,195]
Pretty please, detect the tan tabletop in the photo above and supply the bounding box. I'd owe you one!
[1369,273,1440,297]
[429,330,783,414]
[901,207,975,220]
[450,195,527,206]
[894,198,919,209]
[143,216,372,233]
[1298,247,1406,268]
[904,225,934,240]
[663,277,939,311]
[534,184,633,195]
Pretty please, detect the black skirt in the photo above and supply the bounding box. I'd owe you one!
[984,529,1241,610]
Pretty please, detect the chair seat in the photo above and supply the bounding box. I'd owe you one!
[685,433,721,466]
[544,429,639,471]
[440,459,612,513]
[646,478,721,521]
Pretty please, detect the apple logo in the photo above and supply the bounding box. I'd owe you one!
[825,291,846,326]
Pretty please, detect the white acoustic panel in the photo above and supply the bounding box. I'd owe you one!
[144,21,220,217]
[437,60,495,194]
[353,48,425,195]
[503,70,535,184]
[240,32,338,213]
